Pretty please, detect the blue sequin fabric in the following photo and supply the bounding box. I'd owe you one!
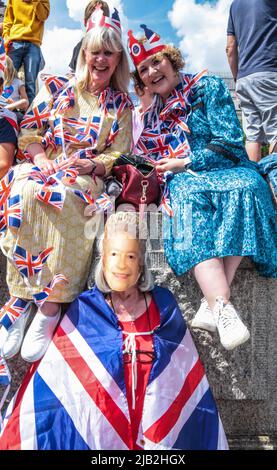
[145,75,277,277]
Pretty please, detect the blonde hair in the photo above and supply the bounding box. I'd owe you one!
[95,212,154,293]
[76,27,130,93]
[4,56,18,86]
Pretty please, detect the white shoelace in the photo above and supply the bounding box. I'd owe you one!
[122,330,154,410]
[215,298,239,331]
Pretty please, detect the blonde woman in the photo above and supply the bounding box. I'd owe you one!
[0,7,132,363]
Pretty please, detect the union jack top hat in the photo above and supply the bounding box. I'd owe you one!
[128,24,166,67]
[86,5,122,37]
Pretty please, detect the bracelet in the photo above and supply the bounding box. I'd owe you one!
[91,162,97,175]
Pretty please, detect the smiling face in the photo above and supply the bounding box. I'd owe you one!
[137,54,181,100]
[103,232,142,292]
[84,46,120,92]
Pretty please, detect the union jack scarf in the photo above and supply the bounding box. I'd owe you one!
[135,71,207,161]
[135,71,207,216]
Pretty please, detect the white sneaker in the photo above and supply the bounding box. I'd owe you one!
[191,298,217,332]
[213,297,250,351]
[21,308,61,362]
[1,305,33,359]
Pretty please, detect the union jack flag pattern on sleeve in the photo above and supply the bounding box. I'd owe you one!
[13,245,53,279]
[0,286,228,450]
[33,274,68,308]
[0,297,31,331]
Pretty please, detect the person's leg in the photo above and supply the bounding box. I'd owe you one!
[21,301,61,362]
[23,43,41,105]
[223,255,243,286]
[236,76,264,162]
[0,142,15,179]
[8,41,24,71]
[193,258,230,310]
[245,141,262,162]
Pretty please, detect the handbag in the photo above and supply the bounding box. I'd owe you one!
[112,154,161,209]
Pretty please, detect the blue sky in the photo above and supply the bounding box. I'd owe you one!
[48,0,218,44]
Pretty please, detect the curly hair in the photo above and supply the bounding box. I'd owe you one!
[155,45,185,72]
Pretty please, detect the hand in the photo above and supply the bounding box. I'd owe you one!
[155,158,187,176]
[74,158,97,175]
[33,154,58,176]
[74,159,105,176]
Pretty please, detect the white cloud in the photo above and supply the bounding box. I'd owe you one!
[41,27,82,75]
[168,0,232,73]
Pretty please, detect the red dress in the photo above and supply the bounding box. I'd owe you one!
[118,299,160,449]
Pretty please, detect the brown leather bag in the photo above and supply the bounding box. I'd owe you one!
[112,155,160,209]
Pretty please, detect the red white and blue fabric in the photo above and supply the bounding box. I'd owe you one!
[36,185,66,211]
[0,297,31,331]
[136,72,207,162]
[95,192,113,211]
[0,169,14,209]
[13,245,53,279]
[0,355,10,387]
[0,194,22,233]
[0,38,5,80]
[86,6,122,37]
[0,286,228,450]
[32,274,68,308]
[20,101,51,129]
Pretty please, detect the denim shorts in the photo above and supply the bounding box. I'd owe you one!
[236,72,277,144]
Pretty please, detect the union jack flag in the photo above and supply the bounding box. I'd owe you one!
[21,101,51,129]
[41,74,69,96]
[106,120,119,148]
[0,194,22,232]
[36,185,65,211]
[0,286,228,450]
[0,169,14,208]
[13,245,53,279]
[165,140,191,159]
[0,38,6,79]
[159,186,173,217]
[0,355,10,387]
[33,274,68,308]
[63,116,100,142]
[0,297,31,331]
[95,193,113,211]
[73,189,95,205]
[53,86,75,115]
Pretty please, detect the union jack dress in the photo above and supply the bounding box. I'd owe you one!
[0,286,228,450]
[0,76,132,302]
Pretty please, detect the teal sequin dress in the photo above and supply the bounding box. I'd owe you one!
[137,75,277,277]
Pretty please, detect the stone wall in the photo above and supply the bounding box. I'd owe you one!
[1,226,277,449]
